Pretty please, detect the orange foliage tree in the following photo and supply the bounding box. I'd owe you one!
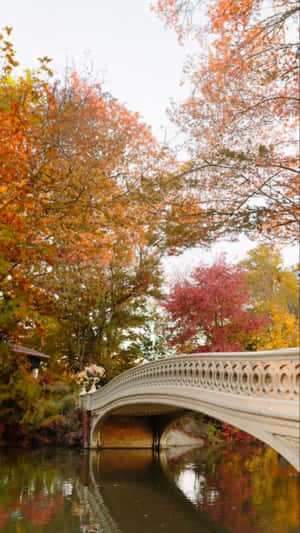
[1,29,201,371]
[153,0,299,241]
[0,28,55,343]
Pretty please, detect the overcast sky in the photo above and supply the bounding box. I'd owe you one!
[2,0,190,142]
[2,1,298,270]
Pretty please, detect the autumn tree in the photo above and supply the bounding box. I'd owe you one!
[153,0,299,241]
[239,245,299,349]
[1,29,196,374]
[0,28,56,344]
[163,258,268,352]
[26,71,178,372]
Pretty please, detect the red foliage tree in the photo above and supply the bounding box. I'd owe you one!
[164,258,269,352]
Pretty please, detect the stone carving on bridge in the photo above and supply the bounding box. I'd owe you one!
[102,351,299,401]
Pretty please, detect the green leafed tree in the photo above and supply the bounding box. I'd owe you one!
[239,245,299,316]
[36,251,164,376]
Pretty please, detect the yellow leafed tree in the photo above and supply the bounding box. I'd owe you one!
[255,304,299,350]
[239,245,299,350]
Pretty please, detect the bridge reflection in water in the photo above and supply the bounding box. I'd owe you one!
[83,446,299,533]
[86,449,205,533]
[1,446,298,533]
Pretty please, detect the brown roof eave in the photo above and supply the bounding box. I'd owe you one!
[12,345,50,360]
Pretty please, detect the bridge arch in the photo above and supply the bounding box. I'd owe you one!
[79,348,299,470]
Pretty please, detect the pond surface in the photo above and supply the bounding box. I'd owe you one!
[0,443,299,533]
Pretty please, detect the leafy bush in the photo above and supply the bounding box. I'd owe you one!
[0,344,82,447]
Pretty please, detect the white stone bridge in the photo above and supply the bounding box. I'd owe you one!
[78,348,300,471]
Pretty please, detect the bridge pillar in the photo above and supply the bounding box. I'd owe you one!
[81,409,91,448]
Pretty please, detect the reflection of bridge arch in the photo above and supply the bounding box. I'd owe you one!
[87,449,213,533]
[77,453,122,533]
[79,348,299,470]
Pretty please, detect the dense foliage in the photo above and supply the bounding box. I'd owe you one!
[0,28,176,376]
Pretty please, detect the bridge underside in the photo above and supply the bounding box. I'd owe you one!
[91,403,186,449]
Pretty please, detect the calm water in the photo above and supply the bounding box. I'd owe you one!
[0,443,299,533]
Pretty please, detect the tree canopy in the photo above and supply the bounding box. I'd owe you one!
[0,28,176,373]
[153,0,299,242]
[1,24,298,379]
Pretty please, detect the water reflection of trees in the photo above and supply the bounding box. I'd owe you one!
[0,450,71,531]
[161,444,299,533]
[0,449,119,533]
[0,445,299,533]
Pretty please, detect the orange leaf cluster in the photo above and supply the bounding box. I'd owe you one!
[154,0,299,241]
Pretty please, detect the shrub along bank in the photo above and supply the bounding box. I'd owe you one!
[168,413,258,446]
[0,345,82,447]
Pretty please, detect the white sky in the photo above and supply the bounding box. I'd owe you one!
[163,237,299,285]
[2,1,298,271]
[2,0,188,142]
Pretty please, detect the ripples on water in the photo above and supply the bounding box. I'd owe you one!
[0,443,298,533]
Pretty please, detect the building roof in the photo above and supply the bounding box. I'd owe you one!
[12,345,50,360]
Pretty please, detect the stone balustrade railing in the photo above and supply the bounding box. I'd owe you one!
[80,348,299,403]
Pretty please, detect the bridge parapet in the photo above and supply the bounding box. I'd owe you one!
[80,348,299,408]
